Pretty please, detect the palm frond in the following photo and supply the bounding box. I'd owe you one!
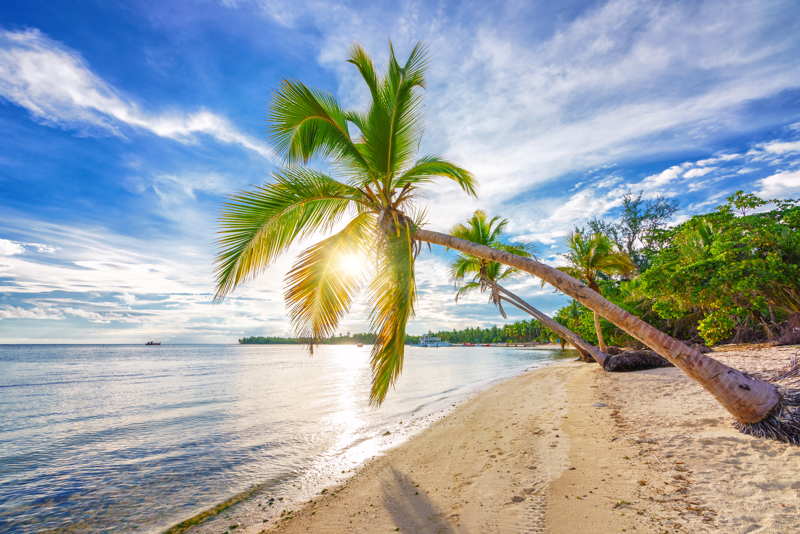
[451,254,481,281]
[392,156,476,199]
[497,242,532,258]
[454,280,481,301]
[284,212,375,343]
[596,250,638,277]
[215,169,362,299]
[368,219,416,405]
[270,80,368,171]
[359,42,427,180]
[346,44,379,101]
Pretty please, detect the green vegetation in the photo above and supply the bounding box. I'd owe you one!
[239,320,558,346]
[239,191,800,350]
[550,192,800,347]
[558,229,637,351]
[450,210,531,314]
[239,333,377,344]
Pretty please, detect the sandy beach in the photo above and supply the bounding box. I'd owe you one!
[202,344,800,534]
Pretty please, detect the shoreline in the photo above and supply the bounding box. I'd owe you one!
[168,357,564,534]
[177,345,800,533]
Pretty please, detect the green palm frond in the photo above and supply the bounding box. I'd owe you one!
[392,156,476,199]
[270,80,369,170]
[451,254,482,281]
[596,250,638,277]
[564,230,637,282]
[359,43,427,180]
[448,210,533,312]
[284,212,375,343]
[215,169,362,299]
[216,42,479,407]
[346,44,379,101]
[555,265,583,278]
[455,281,481,301]
[497,242,531,258]
[368,218,416,405]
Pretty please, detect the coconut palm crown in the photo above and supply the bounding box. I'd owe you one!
[214,43,476,404]
[450,210,606,363]
[561,230,638,290]
[450,210,531,316]
[559,230,637,350]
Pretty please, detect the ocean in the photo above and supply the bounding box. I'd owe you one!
[0,344,567,533]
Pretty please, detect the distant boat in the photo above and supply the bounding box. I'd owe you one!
[417,335,451,347]
[145,341,161,346]
[356,343,364,347]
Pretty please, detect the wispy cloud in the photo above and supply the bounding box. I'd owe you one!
[758,170,800,198]
[0,28,276,160]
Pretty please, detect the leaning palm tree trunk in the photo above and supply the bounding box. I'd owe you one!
[491,282,607,365]
[415,227,798,441]
[592,310,607,352]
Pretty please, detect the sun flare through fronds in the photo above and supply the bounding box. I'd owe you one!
[214,42,476,404]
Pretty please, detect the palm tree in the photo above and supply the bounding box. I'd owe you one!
[451,211,605,363]
[558,230,637,352]
[215,42,798,443]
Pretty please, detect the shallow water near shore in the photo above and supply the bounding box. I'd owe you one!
[0,344,568,533]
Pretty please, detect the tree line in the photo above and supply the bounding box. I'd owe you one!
[553,191,800,348]
[239,319,559,345]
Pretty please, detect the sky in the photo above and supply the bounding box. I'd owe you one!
[1,0,800,343]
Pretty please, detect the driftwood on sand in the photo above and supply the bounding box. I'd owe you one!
[602,349,674,372]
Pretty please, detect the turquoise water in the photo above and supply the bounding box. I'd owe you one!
[0,344,566,533]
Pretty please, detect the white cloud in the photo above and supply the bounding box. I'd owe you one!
[641,165,684,188]
[683,166,716,178]
[759,140,800,154]
[697,153,740,166]
[0,305,60,320]
[118,292,137,306]
[758,170,800,198]
[0,238,24,256]
[0,29,276,160]
[0,238,56,256]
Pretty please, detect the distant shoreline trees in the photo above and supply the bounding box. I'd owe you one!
[238,319,560,346]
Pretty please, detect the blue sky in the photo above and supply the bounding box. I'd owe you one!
[1,0,800,343]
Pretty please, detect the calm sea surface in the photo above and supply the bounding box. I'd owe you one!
[0,344,567,533]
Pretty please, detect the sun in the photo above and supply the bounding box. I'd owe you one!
[335,252,368,276]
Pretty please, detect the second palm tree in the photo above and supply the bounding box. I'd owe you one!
[450,211,606,364]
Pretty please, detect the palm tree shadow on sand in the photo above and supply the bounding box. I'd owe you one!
[381,467,463,534]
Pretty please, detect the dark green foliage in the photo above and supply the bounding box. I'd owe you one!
[553,190,800,348]
[239,318,560,346]
[633,192,800,345]
[588,192,678,269]
[239,333,379,344]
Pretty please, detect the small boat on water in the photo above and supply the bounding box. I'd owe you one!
[356,343,364,347]
[145,341,161,346]
[417,335,451,348]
